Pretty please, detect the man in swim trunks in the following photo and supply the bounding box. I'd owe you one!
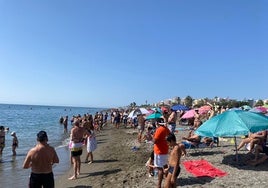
[23,131,59,188]
[164,133,184,188]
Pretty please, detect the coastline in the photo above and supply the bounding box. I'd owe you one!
[54,123,268,188]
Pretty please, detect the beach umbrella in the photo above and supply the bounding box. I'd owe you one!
[195,110,268,137]
[241,105,252,110]
[146,112,163,120]
[198,105,211,114]
[151,107,162,113]
[195,110,268,161]
[128,108,150,118]
[136,108,150,114]
[171,104,189,111]
[181,109,195,119]
[249,107,268,114]
[228,107,241,111]
[147,109,155,114]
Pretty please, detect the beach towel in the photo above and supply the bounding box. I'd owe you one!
[183,159,227,178]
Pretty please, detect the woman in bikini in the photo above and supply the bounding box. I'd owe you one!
[193,109,201,129]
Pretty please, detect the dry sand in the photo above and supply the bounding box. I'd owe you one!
[55,124,268,188]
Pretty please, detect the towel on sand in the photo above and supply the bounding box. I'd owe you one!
[183,159,227,177]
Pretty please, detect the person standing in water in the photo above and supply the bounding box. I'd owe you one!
[0,126,5,156]
[23,131,59,188]
[63,116,68,133]
[11,131,18,156]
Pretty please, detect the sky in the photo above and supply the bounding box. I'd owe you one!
[0,0,267,108]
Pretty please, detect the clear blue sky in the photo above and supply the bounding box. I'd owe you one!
[0,0,267,108]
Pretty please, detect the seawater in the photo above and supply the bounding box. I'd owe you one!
[0,103,105,188]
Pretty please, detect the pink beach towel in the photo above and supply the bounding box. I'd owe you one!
[183,159,227,178]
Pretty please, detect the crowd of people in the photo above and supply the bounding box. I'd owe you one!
[5,104,266,188]
[106,104,268,188]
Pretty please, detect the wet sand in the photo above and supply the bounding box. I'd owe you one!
[55,123,268,188]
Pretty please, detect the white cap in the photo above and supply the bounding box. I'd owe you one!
[11,131,16,136]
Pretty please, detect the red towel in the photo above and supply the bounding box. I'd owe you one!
[183,159,227,177]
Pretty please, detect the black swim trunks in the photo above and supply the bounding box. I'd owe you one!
[263,146,268,155]
[71,149,83,157]
[29,172,54,188]
[168,166,181,177]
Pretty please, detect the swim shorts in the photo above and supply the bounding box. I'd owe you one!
[29,172,54,188]
[168,166,181,177]
[154,154,168,168]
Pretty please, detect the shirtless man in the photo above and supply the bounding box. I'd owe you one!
[69,120,86,180]
[164,133,184,188]
[137,114,146,142]
[167,109,177,134]
[23,131,59,188]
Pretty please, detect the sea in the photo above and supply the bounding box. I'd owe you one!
[0,103,106,188]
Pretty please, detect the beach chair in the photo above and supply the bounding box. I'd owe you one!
[182,137,216,155]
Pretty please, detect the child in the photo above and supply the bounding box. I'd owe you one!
[145,151,155,177]
[11,132,18,156]
[164,133,184,188]
[142,126,154,143]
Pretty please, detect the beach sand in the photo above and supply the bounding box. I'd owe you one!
[55,124,268,188]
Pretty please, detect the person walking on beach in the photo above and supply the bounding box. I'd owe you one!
[0,126,5,156]
[84,124,97,164]
[69,120,86,180]
[11,131,18,156]
[23,131,59,188]
[164,133,184,188]
[153,122,170,188]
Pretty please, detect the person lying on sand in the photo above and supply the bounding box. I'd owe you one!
[181,130,201,148]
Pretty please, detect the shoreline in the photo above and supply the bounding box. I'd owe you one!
[55,124,157,187]
[54,124,268,188]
